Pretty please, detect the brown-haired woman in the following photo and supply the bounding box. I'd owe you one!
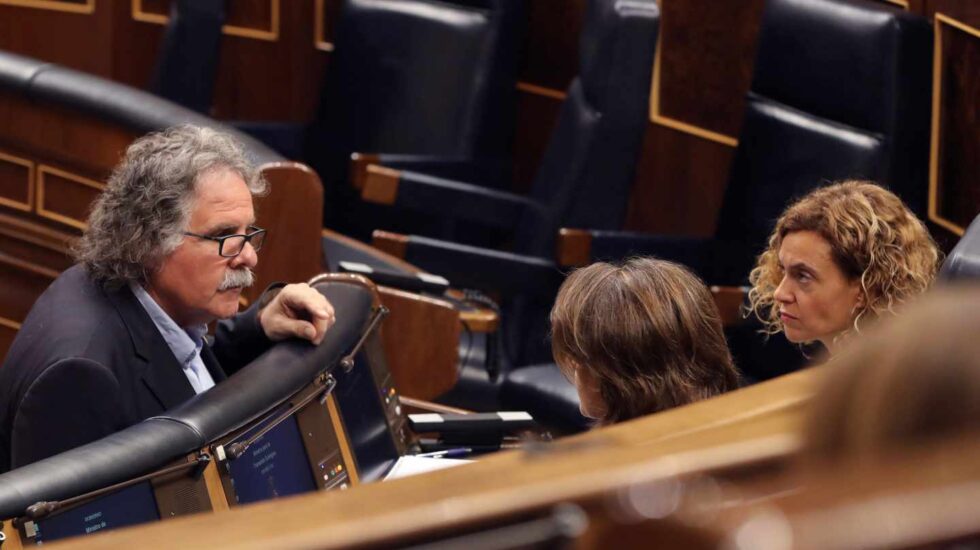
[747,180,940,355]
[804,287,980,462]
[551,257,740,426]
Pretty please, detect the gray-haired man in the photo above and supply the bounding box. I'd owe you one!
[0,125,334,472]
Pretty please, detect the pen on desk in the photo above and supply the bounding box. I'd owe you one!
[415,448,472,459]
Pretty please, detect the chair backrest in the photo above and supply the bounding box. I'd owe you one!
[514,0,660,259]
[714,0,932,281]
[306,0,524,162]
[939,215,980,281]
[148,0,225,114]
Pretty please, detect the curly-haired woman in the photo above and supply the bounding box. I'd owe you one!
[747,181,940,355]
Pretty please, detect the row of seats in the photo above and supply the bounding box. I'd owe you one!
[357,0,935,429]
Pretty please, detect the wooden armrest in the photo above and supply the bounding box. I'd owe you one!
[371,229,409,260]
[556,228,592,268]
[349,153,380,190]
[711,285,748,327]
[360,164,401,205]
[399,396,472,415]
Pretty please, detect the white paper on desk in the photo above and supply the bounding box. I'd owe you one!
[383,455,473,480]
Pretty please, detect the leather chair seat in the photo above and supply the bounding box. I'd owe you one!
[501,364,589,433]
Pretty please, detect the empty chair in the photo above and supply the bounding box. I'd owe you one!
[238,0,525,239]
[359,0,659,421]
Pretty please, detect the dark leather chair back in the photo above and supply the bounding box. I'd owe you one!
[503,0,659,365]
[149,0,226,114]
[939,215,980,282]
[307,0,524,159]
[713,0,932,283]
[514,0,660,260]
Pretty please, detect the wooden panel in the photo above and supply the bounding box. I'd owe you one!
[625,122,735,235]
[248,162,325,304]
[651,0,765,145]
[133,0,280,41]
[0,252,57,331]
[209,0,327,121]
[0,95,134,177]
[518,0,584,93]
[314,0,342,52]
[376,287,460,400]
[0,0,112,78]
[36,165,105,231]
[0,150,34,212]
[929,14,980,235]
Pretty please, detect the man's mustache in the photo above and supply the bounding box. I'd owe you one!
[218,268,255,291]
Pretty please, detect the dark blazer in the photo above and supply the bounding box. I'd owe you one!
[0,265,275,472]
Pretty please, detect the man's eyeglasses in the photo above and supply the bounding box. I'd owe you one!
[183,226,267,258]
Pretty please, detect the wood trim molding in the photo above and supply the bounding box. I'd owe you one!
[556,228,593,268]
[0,316,23,331]
[0,149,35,213]
[516,81,567,100]
[326,394,360,485]
[0,0,94,14]
[928,13,979,237]
[313,0,335,52]
[200,455,230,513]
[649,12,740,148]
[35,164,104,231]
[349,153,380,190]
[371,230,409,260]
[131,0,281,42]
[878,0,910,8]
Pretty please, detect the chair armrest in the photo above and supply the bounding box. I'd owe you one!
[557,228,714,271]
[360,166,540,230]
[711,285,749,327]
[373,231,564,297]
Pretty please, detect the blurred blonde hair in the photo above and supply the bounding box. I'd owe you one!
[748,181,939,342]
[551,257,740,425]
[804,287,980,463]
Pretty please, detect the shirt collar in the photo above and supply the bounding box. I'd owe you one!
[130,282,208,367]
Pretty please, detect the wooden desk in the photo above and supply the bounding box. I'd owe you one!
[51,369,816,550]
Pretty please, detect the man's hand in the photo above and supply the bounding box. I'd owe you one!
[258,283,336,345]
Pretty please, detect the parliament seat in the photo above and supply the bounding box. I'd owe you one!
[237,0,525,240]
[366,0,660,419]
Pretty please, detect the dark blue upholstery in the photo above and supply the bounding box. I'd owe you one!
[149,0,225,114]
[501,365,590,433]
[299,0,525,237]
[939,215,980,282]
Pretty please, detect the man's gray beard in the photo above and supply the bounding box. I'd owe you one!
[218,267,255,291]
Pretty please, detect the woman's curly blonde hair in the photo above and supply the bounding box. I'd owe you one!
[747,181,941,342]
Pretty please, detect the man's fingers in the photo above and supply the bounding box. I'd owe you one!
[280,284,334,320]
